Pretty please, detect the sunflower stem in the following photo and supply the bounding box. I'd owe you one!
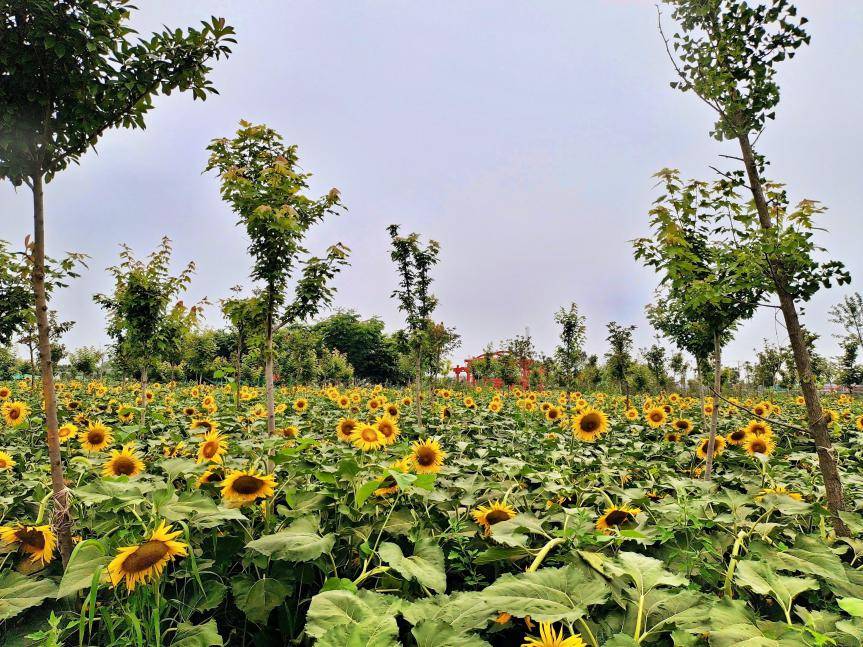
[723,530,747,599]
[633,594,645,642]
[527,537,564,573]
[578,616,599,647]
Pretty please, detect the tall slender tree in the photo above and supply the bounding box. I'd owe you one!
[207,122,349,434]
[554,303,587,390]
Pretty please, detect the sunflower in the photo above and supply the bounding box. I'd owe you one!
[221,469,277,505]
[410,438,446,474]
[117,406,135,424]
[695,435,726,460]
[182,406,196,417]
[367,398,382,412]
[663,431,683,442]
[596,505,641,534]
[385,403,400,418]
[0,386,10,400]
[337,418,359,442]
[0,524,56,564]
[293,398,309,413]
[726,428,750,446]
[2,401,29,427]
[103,444,145,477]
[671,418,693,434]
[472,500,517,536]
[351,424,385,451]
[753,401,772,418]
[80,422,114,452]
[107,521,188,590]
[545,406,563,423]
[196,430,228,464]
[58,422,78,443]
[374,457,412,497]
[521,622,585,647]
[856,415,863,432]
[190,418,218,433]
[625,408,639,421]
[744,434,775,457]
[744,419,773,438]
[756,486,802,502]
[0,451,15,470]
[645,407,667,428]
[196,467,224,488]
[278,425,299,438]
[571,409,608,442]
[488,400,502,413]
[375,416,400,445]
[823,409,839,426]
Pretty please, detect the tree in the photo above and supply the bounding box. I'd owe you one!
[669,351,687,387]
[836,339,862,394]
[221,290,267,407]
[207,122,349,434]
[68,346,104,378]
[94,238,199,425]
[554,303,587,389]
[0,2,234,564]
[642,343,668,391]
[313,311,407,384]
[605,322,635,408]
[388,225,440,428]
[752,341,785,389]
[661,0,851,534]
[830,293,863,350]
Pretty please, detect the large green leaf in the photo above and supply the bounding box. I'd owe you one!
[735,560,818,619]
[306,589,401,640]
[245,516,335,562]
[402,592,495,632]
[0,572,58,620]
[316,616,400,647]
[56,539,109,599]
[170,619,224,647]
[379,538,447,593]
[480,564,608,623]
[606,552,688,596]
[232,576,290,625]
[411,620,490,647]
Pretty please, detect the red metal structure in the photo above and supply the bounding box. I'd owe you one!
[452,351,537,390]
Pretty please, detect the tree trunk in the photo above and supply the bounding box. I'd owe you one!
[738,134,848,536]
[415,344,423,430]
[234,339,242,411]
[140,364,148,426]
[704,334,721,480]
[30,173,74,566]
[265,286,276,435]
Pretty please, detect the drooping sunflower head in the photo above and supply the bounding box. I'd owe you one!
[375,416,400,445]
[80,422,113,452]
[103,444,145,478]
[645,407,667,428]
[190,418,217,433]
[596,505,641,535]
[0,524,56,565]
[374,457,412,497]
[2,401,29,427]
[472,500,516,536]
[745,434,775,457]
[572,409,608,442]
[336,418,359,442]
[410,438,445,474]
[221,469,277,505]
[196,430,228,464]
[756,486,802,502]
[196,467,224,488]
[107,521,188,591]
[695,435,726,460]
[0,451,15,470]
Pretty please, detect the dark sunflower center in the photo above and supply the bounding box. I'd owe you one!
[16,528,45,549]
[9,409,20,420]
[112,456,136,475]
[650,413,662,422]
[205,472,223,483]
[379,423,394,437]
[231,475,263,495]
[123,540,169,572]
[485,509,512,525]
[340,422,356,436]
[202,441,218,458]
[416,447,436,466]
[361,428,378,442]
[87,431,105,444]
[675,421,688,430]
[751,440,767,453]
[605,510,633,527]
[580,414,600,432]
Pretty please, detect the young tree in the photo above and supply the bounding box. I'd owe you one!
[221,289,267,408]
[669,351,687,387]
[830,293,863,351]
[388,225,440,429]
[554,303,587,390]
[605,322,636,408]
[68,346,105,378]
[207,122,349,434]
[94,238,199,425]
[661,1,851,532]
[836,339,862,395]
[0,2,233,564]
[642,343,668,392]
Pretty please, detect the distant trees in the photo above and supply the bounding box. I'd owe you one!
[313,311,407,384]
[68,346,104,378]
[605,322,635,408]
[554,303,587,389]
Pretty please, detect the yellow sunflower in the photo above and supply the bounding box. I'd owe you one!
[103,444,145,477]
[293,398,309,413]
[0,450,15,470]
[671,418,693,434]
[2,401,29,427]
[0,524,56,564]
[410,438,446,474]
[277,425,299,438]
[190,418,218,433]
[856,414,863,431]
[337,418,359,442]
[196,430,228,464]
[756,486,802,502]
[0,386,10,400]
[472,500,516,536]
[107,521,188,590]
[645,406,667,428]
[80,422,114,452]
[58,422,78,443]
[571,409,608,442]
[726,428,750,446]
[625,408,639,421]
[596,505,641,534]
[221,469,277,505]
[744,419,773,438]
[545,406,563,423]
[351,424,385,451]
[695,435,726,460]
[521,622,586,647]
[374,457,413,497]
[196,467,224,488]
[375,416,400,445]
[744,434,775,457]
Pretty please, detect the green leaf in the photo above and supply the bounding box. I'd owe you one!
[232,576,290,625]
[403,592,495,632]
[56,539,109,599]
[171,619,223,647]
[839,597,863,618]
[379,538,447,593]
[480,564,609,623]
[316,616,400,647]
[0,572,58,620]
[606,552,688,596]
[245,516,335,562]
[411,620,490,647]
[734,560,818,619]
[306,589,401,640]
[355,479,382,508]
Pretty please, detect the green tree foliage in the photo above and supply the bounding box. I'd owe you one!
[554,303,587,389]
[829,293,863,350]
[67,346,104,378]
[207,121,349,434]
[642,343,669,391]
[837,338,862,394]
[313,311,406,384]
[605,322,635,407]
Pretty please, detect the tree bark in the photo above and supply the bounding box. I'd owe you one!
[265,286,276,435]
[140,364,148,426]
[415,344,423,430]
[738,134,849,536]
[30,173,74,566]
[704,334,721,480]
[234,339,242,411]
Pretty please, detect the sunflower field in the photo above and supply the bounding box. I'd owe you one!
[2,381,863,646]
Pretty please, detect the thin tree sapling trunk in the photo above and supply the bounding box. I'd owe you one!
[140,364,148,426]
[704,334,721,480]
[265,286,276,435]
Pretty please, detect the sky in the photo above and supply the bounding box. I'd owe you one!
[2,1,862,372]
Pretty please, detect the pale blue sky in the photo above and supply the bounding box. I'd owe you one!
[2,1,861,369]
